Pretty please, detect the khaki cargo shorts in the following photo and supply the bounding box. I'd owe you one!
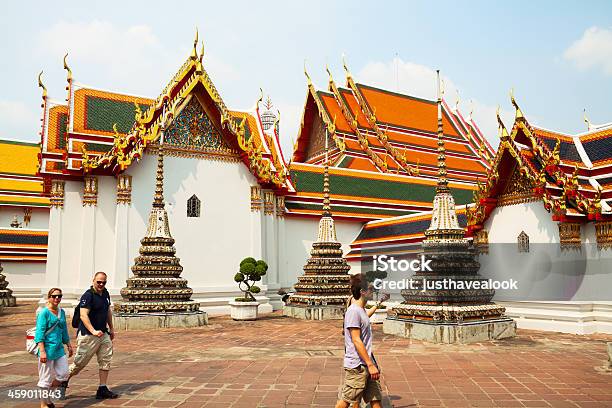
[340,365,383,404]
[69,333,113,376]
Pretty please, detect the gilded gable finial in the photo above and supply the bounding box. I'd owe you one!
[63,53,72,82]
[199,40,204,63]
[257,88,264,109]
[468,99,474,122]
[583,108,592,131]
[455,89,460,111]
[38,71,47,99]
[325,64,334,85]
[191,27,199,60]
[510,88,524,120]
[304,60,312,86]
[342,53,352,83]
[497,105,510,140]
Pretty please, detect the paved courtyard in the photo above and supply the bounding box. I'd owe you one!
[1,303,611,408]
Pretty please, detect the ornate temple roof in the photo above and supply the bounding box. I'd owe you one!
[0,139,48,207]
[37,34,292,194]
[285,61,491,220]
[287,162,476,220]
[0,228,48,262]
[346,208,468,260]
[466,96,612,231]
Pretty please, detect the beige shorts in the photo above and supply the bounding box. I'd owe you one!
[69,333,113,376]
[340,365,383,404]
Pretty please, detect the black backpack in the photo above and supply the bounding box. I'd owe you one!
[71,304,81,329]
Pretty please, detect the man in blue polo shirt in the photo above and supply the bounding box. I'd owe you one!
[65,271,118,399]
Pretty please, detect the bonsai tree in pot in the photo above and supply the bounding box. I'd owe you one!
[231,257,268,321]
[234,257,268,301]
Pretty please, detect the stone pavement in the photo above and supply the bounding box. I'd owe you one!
[1,303,611,408]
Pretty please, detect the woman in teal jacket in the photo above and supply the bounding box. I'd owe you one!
[35,288,73,408]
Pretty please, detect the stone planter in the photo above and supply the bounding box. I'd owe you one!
[230,300,259,321]
[369,308,388,324]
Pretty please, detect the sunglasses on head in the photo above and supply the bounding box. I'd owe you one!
[50,294,63,299]
[96,281,107,285]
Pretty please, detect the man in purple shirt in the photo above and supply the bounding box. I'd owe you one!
[336,273,387,408]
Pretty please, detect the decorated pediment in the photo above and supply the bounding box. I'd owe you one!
[496,164,536,207]
[164,96,236,155]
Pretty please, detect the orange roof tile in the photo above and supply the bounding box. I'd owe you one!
[358,85,460,138]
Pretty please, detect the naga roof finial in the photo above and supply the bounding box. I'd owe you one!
[455,89,460,111]
[38,71,47,99]
[63,53,72,82]
[325,64,334,86]
[497,105,510,140]
[583,108,592,131]
[510,88,524,120]
[342,53,353,83]
[468,99,474,121]
[199,39,204,63]
[256,87,264,109]
[304,60,312,86]
[191,27,199,60]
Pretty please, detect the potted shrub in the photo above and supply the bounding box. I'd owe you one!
[230,257,268,320]
[365,270,388,324]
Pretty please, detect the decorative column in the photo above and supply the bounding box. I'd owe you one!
[250,186,263,260]
[78,176,97,288]
[111,175,132,291]
[262,190,279,292]
[558,222,581,250]
[45,180,65,289]
[276,196,287,288]
[595,221,612,250]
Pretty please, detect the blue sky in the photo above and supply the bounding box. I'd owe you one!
[1,1,611,155]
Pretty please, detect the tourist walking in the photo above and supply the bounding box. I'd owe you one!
[35,288,73,408]
[63,271,118,399]
[336,273,386,408]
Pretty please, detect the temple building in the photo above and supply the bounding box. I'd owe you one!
[1,35,609,333]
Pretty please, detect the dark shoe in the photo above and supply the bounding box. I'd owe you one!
[58,380,69,400]
[46,404,55,408]
[95,386,118,399]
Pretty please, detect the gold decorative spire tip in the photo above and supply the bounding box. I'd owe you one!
[304,60,312,86]
[37,71,47,99]
[63,53,72,81]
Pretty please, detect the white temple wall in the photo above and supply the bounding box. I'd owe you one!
[481,200,612,334]
[53,180,87,297]
[93,177,118,287]
[0,206,49,229]
[281,216,363,289]
[125,153,263,313]
[485,201,558,243]
[1,261,46,300]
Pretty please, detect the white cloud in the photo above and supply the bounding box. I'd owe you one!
[357,58,512,147]
[0,100,39,140]
[564,26,612,76]
[37,21,239,97]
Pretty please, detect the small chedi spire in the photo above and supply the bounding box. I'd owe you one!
[285,131,351,318]
[424,70,464,241]
[114,109,201,316]
[384,70,515,343]
[0,261,17,307]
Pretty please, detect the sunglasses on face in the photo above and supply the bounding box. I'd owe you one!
[50,294,63,299]
[96,281,107,285]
